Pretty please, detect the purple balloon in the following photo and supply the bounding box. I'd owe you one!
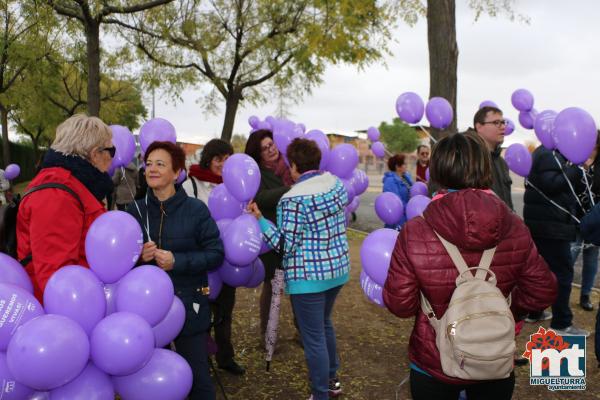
[139,118,177,153]
[511,88,534,112]
[341,178,355,205]
[518,108,538,130]
[375,192,403,226]
[7,314,89,390]
[223,214,262,266]
[245,258,265,288]
[360,228,399,287]
[152,296,185,348]
[207,270,223,301]
[406,195,431,220]
[410,182,428,198]
[104,282,118,316]
[28,393,49,400]
[554,107,598,165]
[504,143,532,178]
[504,118,515,135]
[3,164,20,181]
[395,92,425,124]
[371,142,385,158]
[107,162,117,177]
[116,266,174,326]
[110,125,136,168]
[49,362,114,400]
[360,270,385,308]
[327,144,358,179]
[91,312,154,376]
[218,260,254,288]
[215,218,233,241]
[533,110,557,149]
[479,100,498,109]
[273,130,292,165]
[257,120,272,130]
[0,352,34,399]
[248,115,260,129]
[347,196,360,213]
[351,169,369,195]
[86,211,143,284]
[0,253,33,293]
[208,184,244,220]
[222,154,261,202]
[112,349,192,400]
[425,167,430,181]
[176,169,186,184]
[43,266,106,336]
[0,283,44,351]
[305,129,330,170]
[367,127,381,142]
[425,97,453,129]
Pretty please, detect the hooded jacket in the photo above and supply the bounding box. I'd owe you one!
[260,172,350,294]
[490,146,514,210]
[383,189,557,385]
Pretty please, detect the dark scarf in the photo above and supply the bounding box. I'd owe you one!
[188,164,222,184]
[42,148,114,202]
[261,154,294,186]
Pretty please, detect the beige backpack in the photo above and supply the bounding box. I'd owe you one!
[420,231,516,380]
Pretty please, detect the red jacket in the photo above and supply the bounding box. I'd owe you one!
[17,167,106,302]
[383,189,557,385]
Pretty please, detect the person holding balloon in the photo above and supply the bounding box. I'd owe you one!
[16,114,114,301]
[182,138,246,376]
[244,129,294,338]
[126,141,224,400]
[248,138,350,400]
[383,133,557,400]
[472,106,513,210]
[382,154,413,229]
[0,168,10,204]
[112,161,140,211]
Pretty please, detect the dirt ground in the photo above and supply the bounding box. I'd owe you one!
[215,231,598,400]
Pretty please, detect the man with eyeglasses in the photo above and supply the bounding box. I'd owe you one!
[415,145,430,183]
[473,106,514,210]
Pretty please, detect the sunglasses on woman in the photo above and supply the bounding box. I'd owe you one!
[100,146,116,158]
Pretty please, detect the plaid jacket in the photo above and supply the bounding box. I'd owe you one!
[259,172,350,294]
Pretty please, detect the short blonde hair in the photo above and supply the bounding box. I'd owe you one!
[52,114,112,157]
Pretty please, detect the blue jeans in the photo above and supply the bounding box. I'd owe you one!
[570,234,599,296]
[291,285,343,400]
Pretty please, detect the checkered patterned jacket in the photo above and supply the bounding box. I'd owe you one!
[260,171,350,294]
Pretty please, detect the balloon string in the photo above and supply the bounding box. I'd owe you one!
[525,178,581,224]
[418,125,438,144]
[580,165,596,207]
[552,152,584,211]
[121,166,152,240]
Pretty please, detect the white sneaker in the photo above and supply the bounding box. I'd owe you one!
[552,325,590,337]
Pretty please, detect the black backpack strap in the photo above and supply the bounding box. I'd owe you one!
[23,183,83,211]
[19,183,84,266]
[190,177,198,199]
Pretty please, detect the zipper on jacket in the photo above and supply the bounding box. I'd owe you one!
[158,202,166,249]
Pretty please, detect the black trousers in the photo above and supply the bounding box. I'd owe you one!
[534,238,574,329]
[410,369,515,400]
[211,283,236,366]
[174,333,215,400]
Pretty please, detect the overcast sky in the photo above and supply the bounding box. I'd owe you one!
[149,0,600,147]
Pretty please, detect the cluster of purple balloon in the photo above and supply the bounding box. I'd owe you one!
[374,183,431,226]
[3,164,20,180]
[367,126,386,159]
[509,88,598,169]
[395,92,454,129]
[359,228,398,307]
[0,211,193,400]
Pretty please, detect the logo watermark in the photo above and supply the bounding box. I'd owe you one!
[523,327,586,391]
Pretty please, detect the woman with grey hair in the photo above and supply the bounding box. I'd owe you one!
[16,114,114,302]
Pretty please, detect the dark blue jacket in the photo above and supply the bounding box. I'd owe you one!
[523,146,584,241]
[581,203,600,246]
[127,185,224,336]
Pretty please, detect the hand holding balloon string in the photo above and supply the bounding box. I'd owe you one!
[247,201,262,219]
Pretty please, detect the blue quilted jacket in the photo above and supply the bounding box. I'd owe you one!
[259,171,350,294]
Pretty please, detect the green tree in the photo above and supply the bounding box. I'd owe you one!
[120,0,410,142]
[45,0,173,116]
[378,118,420,154]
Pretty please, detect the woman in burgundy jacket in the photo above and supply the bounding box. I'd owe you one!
[383,133,557,400]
